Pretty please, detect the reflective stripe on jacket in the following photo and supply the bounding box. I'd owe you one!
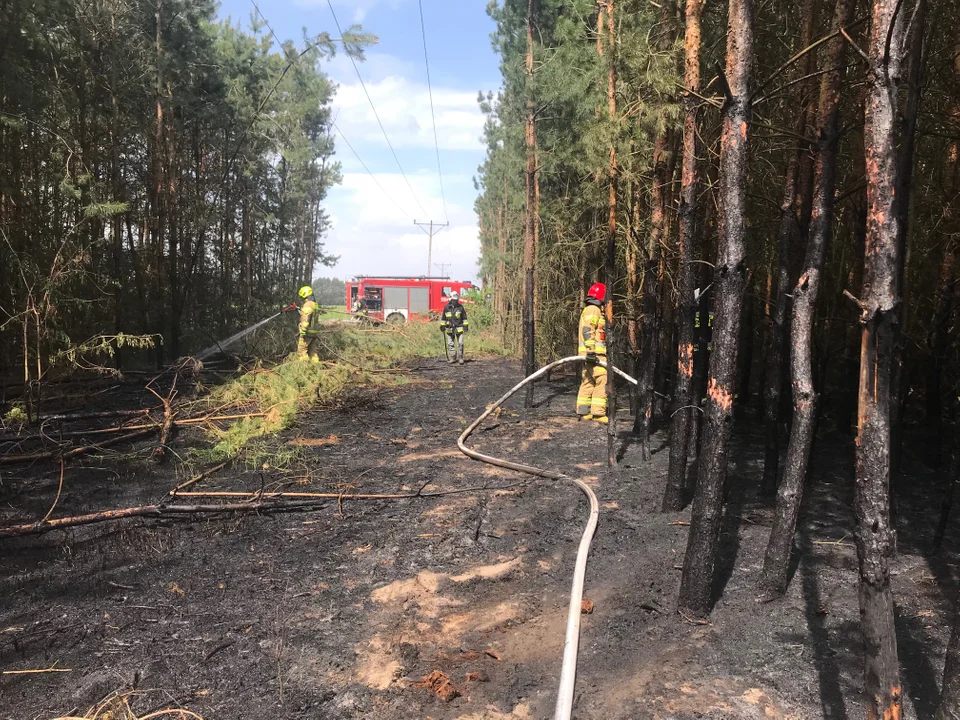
[578,301,606,356]
[299,300,320,337]
[439,301,469,334]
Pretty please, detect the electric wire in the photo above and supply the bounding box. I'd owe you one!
[325,0,432,219]
[417,0,449,223]
[249,0,416,222]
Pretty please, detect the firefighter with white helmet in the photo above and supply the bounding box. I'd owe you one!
[577,282,608,423]
[297,285,321,362]
[440,291,469,365]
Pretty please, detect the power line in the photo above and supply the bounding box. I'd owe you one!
[332,121,415,221]
[249,0,415,222]
[417,0,448,224]
[324,0,432,219]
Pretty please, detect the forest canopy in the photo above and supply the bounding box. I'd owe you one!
[0,0,367,373]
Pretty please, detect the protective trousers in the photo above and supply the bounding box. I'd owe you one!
[297,335,321,362]
[446,331,464,362]
[577,364,607,417]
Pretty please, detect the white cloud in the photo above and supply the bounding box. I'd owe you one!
[327,56,486,152]
[320,171,481,284]
[295,0,408,24]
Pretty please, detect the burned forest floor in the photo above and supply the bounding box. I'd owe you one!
[1,355,958,719]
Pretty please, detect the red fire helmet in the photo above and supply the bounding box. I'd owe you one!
[587,282,606,302]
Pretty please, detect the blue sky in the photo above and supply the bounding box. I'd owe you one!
[216,0,501,285]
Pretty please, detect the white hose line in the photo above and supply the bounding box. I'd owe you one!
[457,355,638,720]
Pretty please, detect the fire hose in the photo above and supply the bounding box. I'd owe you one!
[457,356,639,720]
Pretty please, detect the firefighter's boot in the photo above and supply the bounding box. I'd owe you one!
[580,414,594,422]
[594,415,609,425]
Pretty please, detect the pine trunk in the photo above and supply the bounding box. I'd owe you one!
[759,0,855,598]
[635,127,669,458]
[856,0,905,714]
[604,0,619,467]
[678,0,752,618]
[891,0,925,477]
[926,249,956,468]
[663,0,703,512]
[760,0,818,495]
[523,0,537,406]
[937,590,960,720]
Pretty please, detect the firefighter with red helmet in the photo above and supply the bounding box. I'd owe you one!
[577,283,608,424]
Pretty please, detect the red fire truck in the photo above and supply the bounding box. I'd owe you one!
[345,276,476,324]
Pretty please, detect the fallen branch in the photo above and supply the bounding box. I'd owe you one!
[172,482,524,502]
[0,413,266,446]
[2,667,72,675]
[40,459,66,523]
[169,459,233,496]
[148,381,177,464]
[38,408,155,422]
[0,428,157,465]
[0,498,333,539]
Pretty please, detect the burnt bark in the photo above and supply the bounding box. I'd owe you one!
[937,588,960,720]
[890,0,925,477]
[855,0,906,713]
[604,0,619,467]
[635,128,670,459]
[522,0,538,407]
[678,0,752,619]
[760,0,819,496]
[759,0,856,599]
[664,0,703,512]
[924,37,958,470]
[926,249,957,468]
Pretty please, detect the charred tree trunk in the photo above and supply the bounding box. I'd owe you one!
[937,590,960,720]
[635,128,670,459]
[926,248,957,468]
[522,0,538,406]
[890,0,925,479]
[855,0,906,714]
[677,0,752,619]
[604,0,619,468]
[760,0,819,495]
[664,0,703,512]
[626,176,641,368]
[924,36,957,471]
[759,0,855,599]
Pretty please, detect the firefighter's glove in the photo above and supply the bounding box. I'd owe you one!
[585,351,598,365]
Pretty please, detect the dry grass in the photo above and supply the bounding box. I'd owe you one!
[54,692,203,720]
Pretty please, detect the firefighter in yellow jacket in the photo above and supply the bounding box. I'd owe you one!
[577,282,608,424]
[297,285,321,362]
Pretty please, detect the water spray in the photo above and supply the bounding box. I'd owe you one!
[195,303,297,361]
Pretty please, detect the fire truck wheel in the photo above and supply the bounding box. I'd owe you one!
[386,312,406,325]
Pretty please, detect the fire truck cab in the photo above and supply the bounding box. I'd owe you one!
[346,276,475,324]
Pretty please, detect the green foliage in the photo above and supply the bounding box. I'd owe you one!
[0,0,370,373]
[52,334,160,373]
[475,0,684,360]
[464,289,495,330]
[197,322,509,461]
[3,406,28,426]
[310,277,347,305]
[83,202,130,219]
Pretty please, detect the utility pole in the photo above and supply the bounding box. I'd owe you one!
[414,220,449,277]
[434,262,452,277]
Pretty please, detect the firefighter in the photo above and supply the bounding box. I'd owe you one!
[577,282,608,424]
[297,285,321,362]
[440,291,469,365]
